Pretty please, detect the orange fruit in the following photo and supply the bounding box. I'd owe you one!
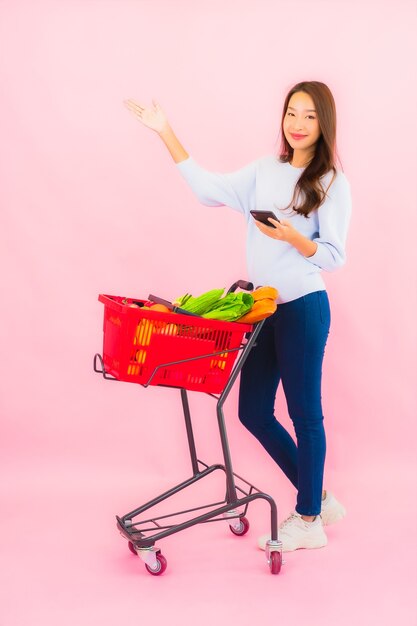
[149,304,171,313]
[135,349,147,364]
[160,323,178,335]
[135,320,154,345]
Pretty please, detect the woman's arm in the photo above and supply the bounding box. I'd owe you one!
[159,125,189,164]
[254,173,352,269]
[124,98,258,213]
[306,174,352,270]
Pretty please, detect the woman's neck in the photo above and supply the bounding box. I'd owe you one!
[291,149,314,168]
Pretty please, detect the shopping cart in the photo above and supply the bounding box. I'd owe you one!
[94,280,283,575]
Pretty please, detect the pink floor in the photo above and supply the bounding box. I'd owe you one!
[1,456,416,626]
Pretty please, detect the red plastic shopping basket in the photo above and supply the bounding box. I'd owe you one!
[98,295,253,394]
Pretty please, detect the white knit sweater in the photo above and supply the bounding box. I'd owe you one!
[176,155,352,303]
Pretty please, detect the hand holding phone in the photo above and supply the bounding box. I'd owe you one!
[250,210,281,229]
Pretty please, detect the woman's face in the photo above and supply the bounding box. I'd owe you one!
[283,91,321,154]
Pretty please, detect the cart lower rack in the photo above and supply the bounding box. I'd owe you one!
[94,282,283,575]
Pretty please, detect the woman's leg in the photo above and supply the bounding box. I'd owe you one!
[276,291,330,517]
[238,313,299,487]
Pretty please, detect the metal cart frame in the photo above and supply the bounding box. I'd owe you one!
[94,282,283,575]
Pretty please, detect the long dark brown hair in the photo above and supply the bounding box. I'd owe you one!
[277,81,343,217]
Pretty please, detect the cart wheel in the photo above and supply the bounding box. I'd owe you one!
[229,516,250,536]
[128,541,138,555]
[269,550,282,575]
[145,552,168,576]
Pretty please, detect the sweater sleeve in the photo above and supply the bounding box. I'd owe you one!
[305,172,352,272]
[175,156,257,214]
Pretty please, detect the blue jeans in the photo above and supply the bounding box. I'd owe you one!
[238,290,331,516]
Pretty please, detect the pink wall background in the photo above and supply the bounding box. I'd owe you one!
[1,1,416,624]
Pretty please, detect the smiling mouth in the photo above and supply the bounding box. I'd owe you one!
[291,134,307,139]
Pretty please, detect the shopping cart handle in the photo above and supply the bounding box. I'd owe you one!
[227,280,254,294]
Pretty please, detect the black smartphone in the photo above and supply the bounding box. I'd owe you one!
[250,210,280,228]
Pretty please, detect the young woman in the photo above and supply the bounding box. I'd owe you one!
[125,81,351,552]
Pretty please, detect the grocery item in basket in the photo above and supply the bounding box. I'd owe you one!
[173,288,225,315]
[134,319,171,345]
[251,286,278,301]
[160,323,179,335]
[145,303,172,313]
[202,292,254,321]
[171,285,278,323]
[236,286,278,323]
[236,298,277,323]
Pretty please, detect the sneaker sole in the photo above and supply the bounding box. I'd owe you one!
[258,533,328,552]
[282,536,328,552]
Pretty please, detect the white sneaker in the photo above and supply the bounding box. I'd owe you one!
[258,511,327,552]
[320,491,346,526]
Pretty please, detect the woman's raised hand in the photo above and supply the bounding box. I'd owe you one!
[124,98,189,163]
[124,99,169,134]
